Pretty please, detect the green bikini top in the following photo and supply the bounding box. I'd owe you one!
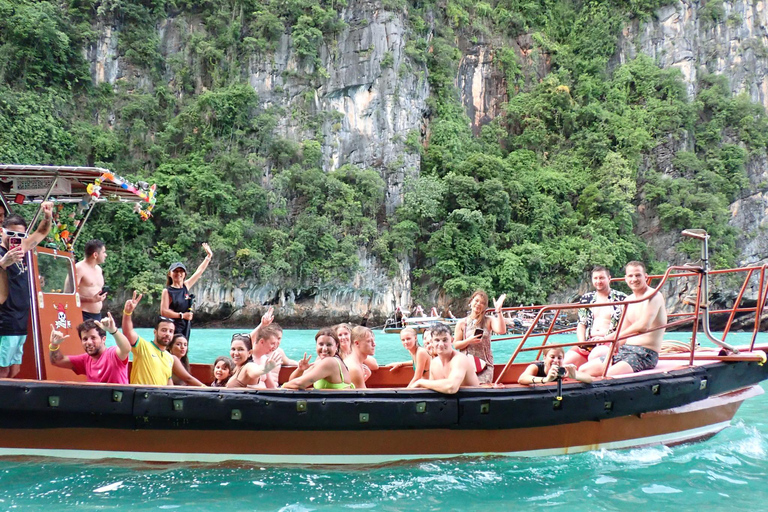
[313,358,355,390]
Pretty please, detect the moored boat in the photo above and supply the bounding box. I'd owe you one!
[1,166,767,465]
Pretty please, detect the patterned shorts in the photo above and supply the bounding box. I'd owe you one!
[612,344,659,373]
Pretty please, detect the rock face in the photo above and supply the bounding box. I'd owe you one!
[88,1,424,325]
[87,0,768,325]
[615,1,768,314]
[616,0,768,105]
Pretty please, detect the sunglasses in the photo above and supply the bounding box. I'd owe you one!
[231,333,251,342]
[2,229,27,239]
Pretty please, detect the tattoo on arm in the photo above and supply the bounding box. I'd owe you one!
[49,349,64,364]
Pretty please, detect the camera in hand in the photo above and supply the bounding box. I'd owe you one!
[556,366,567,378]
[100,286,110,295]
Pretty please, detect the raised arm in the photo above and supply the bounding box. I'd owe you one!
[121,291,143,345]
[282,357,334,390]
[22,201,53,251]
[184,243,213,289]
[96,312,131,360]
[490,294,507,335]
[48,326,73,369]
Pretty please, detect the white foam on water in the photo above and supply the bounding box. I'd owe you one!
[641,484,682,494]
[278,504,315,512]
[706,470,748,485]
[595,476,617,484]
[252,480,267,487]
[593,445,672,465]
[92,481,123,493]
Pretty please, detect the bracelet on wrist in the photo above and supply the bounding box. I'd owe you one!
[123,310,132,316]
[109,330,118,335]
[49,344,60,352]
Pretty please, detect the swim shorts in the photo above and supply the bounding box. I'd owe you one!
[612,345,658,373]
[0,335,26,367]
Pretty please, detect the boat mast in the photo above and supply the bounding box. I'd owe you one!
[682,229,739,354]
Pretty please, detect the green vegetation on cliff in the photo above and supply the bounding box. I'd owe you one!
[0,0,766,307]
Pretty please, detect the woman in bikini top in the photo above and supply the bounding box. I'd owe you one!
[282,328,354,390]
[226,333,280,388]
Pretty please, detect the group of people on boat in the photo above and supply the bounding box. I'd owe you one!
[1,204,668,392]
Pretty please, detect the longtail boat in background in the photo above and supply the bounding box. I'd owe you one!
[0,166,767,464]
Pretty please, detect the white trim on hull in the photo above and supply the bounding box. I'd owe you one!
[0,420,732,465]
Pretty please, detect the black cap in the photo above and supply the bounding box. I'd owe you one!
[168,262,187,273]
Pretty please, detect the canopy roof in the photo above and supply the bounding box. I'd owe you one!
[0,165,152,204]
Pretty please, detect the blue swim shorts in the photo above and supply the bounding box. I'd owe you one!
[0,335,26,367]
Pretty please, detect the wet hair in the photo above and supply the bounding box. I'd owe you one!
[351,325,373,346]
[592,265,610,277]
[230,333,254,365]
[3,214,27,229]
[258,324,282,343]
[213,356,235,384]
[84,239,105,258]
[625,260,647,273]
[315,327,341,358]
[468,290,489,310]
[169,333,190,371]
[430,323,453,338]
[76,319,106,340]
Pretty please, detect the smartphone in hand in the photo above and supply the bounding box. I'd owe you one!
[474,328,484,338]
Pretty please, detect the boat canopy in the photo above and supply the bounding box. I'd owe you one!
[0,164,153,206]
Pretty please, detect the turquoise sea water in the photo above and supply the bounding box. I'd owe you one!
[1,330,767,511]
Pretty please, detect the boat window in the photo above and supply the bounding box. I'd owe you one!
[37,252,75,294]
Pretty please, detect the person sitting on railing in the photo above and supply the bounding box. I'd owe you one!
[48,314,130,384]
[518,346,592,386]
[409,323,479,393]
[564,266,627,367]
[580,261,667,377]
[453,290,507,384]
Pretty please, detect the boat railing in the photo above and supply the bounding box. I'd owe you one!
[493,260,768,384]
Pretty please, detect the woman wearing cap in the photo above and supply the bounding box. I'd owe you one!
[160,243,213,341]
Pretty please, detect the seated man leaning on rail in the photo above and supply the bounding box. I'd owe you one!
[580,261,667,377]
[408,323,479,393]
[48,313,130,384]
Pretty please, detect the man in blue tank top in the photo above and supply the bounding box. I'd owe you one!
[0,202,54,378]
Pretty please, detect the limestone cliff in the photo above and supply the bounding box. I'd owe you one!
[86,0,768,326]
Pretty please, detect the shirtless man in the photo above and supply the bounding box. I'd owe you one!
[408,324,479,393]
[564,266,627,367]
[76,239,107,322]
[581,261,667,377]
[344,326,376,389]
[248,324,283,389]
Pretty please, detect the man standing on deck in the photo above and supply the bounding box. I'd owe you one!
[563,266,627,367]
[581,261,667,377]
[76,239,108,322]
[48,314,130,384]
[0,202,54,378]
[121,291,175,385]
[409,323,479,393]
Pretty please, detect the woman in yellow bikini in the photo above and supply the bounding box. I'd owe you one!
[282,328,354,390]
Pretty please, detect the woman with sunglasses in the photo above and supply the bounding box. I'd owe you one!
[282,328,354,390]
[226,333,281,388]
[160,243,213,341]
[0,202,54,379]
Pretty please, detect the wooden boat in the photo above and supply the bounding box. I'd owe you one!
[1,166,767,464]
